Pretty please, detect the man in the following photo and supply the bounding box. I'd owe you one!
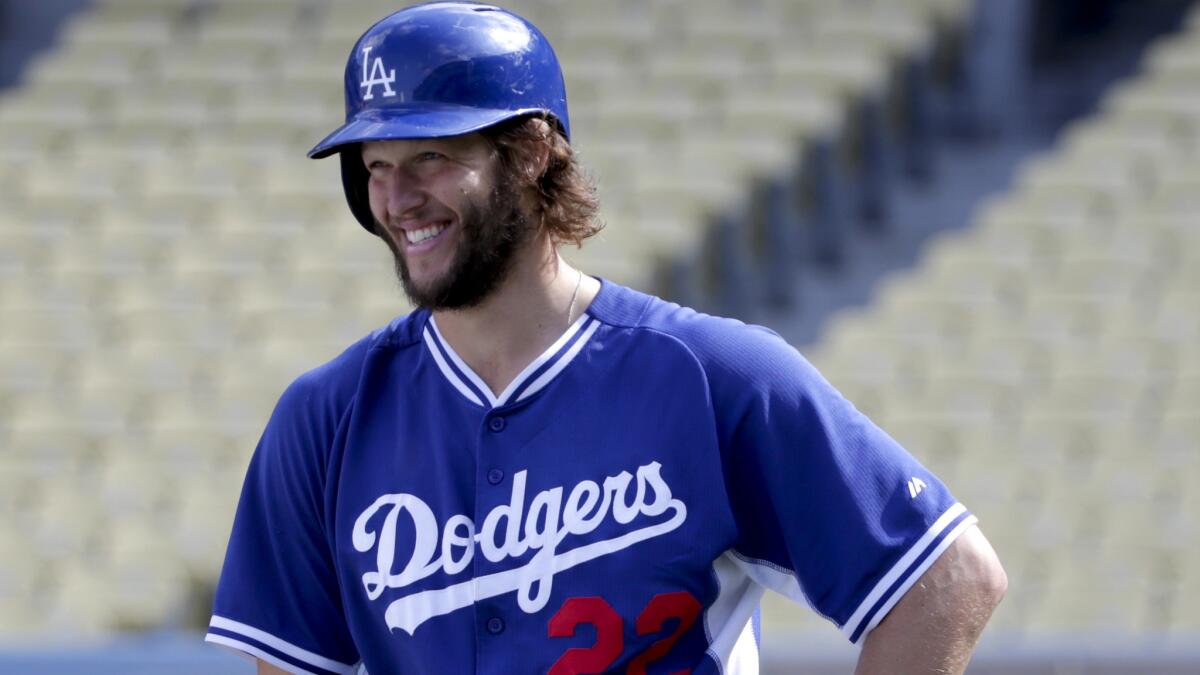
[205,3,1006,674]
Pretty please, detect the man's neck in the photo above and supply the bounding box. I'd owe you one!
[430,236,600,398]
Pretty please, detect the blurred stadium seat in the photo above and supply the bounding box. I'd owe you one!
[800,0,1200,656]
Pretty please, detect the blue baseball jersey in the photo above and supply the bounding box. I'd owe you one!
[205,280,975,674]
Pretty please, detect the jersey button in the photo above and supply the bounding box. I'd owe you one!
[486,617,505,634]
[487,468,504,485]
[488,416,506,432]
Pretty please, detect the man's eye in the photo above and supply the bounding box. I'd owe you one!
[417,151,443,162]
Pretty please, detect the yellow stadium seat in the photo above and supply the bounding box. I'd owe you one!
[316,0,408,40]
[276,41,350,87]
[1019,151,1147,204]
[0,596,49,639]
[1165,376,1200,417]
[813,6,933,57]
[74,346,199,402]
[1177,348,1200,379]
[1061,112,1179,170]
[50,230,164,276]
[103,523,191,630]
[287,230,394,279]
[140,159,252,201]
[1027,374,1149,425]
[88,0,194,18]
[195,0,309,46]
[950,334,1050,390]
[224,274,336,313]
[107,306,237,352]
[880,293,993,341]
[105,274,216,314]
[140,420,242,466]
[0,343,69,398]
[231,82,340,128]
[0,525,40,595]
[560,237,658,291]
[1025,556,1154,635]
[260,158,347,200]
[72,123,189,162]
[881,415,986,483]
[209,194,337,237]
[1150,289,1200,340]
[0,83,109,129]
[24,472,103,564]
[1171,556,1200,637]
[173,474,243,579]
[153,42,279,87]
[44,560,119,637]
[1050,337,1174,382]
[209,347,317,402]
[163,232,281,284]
[61,6,175,48]
[0,309,100,350]
[24,160,126,206]
[30,41,148,90]
[1014,292,1112,343]
[770,41,893,99]
[97,452,174,521]
[112,82,231,129]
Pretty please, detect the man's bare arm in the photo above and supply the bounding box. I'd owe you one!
[855,525,1007,675]
[258,661,290,675]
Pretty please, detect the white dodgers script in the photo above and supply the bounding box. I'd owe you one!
[351,461,687,635]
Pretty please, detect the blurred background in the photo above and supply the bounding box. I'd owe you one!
[0,0,1197,673]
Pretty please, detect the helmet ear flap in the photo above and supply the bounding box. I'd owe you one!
[340,147,378,235]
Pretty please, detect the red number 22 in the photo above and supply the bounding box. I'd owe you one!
[548,592,702,675]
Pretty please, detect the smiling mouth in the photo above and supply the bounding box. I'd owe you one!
[405,220,451,246]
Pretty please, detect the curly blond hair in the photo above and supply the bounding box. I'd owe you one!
[484,116,603,247]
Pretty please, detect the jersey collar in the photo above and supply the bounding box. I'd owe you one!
[422,311,600,409]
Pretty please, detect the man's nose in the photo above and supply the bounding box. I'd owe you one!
[386,170,427,220]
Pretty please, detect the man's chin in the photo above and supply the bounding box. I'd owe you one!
[399,277,446,309]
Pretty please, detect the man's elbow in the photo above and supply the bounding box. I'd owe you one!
[982,552,1008,607]
[856,527,1008,674]
[955,525,1008,615]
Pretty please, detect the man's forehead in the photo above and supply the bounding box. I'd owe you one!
[361,134,488,155]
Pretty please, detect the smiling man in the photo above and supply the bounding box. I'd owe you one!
[205,3,1006,674]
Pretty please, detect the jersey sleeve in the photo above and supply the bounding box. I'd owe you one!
[706,325,976,644]
[204,371,361,675]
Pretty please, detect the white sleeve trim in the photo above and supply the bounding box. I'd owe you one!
[207,614,358,674]
[841,503,978,643]
[206,634,324,675]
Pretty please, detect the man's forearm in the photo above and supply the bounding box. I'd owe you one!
[855,525,1007,675]
[258,660,290,675]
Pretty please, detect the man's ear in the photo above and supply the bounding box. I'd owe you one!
[518,118,553,183]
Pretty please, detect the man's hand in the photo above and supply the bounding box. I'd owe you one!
[855,525,1007,675]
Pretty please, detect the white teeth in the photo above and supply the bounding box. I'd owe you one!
[406,223,448,244]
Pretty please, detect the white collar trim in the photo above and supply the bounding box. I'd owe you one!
[425,312,597,408]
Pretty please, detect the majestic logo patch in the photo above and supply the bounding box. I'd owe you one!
[360,46,397,101]
[907,477,927,499]
[352,461,687,634]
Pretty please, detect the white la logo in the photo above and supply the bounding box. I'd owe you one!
[360,46,397,101]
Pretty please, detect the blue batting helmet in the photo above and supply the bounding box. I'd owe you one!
[308,1,571,234]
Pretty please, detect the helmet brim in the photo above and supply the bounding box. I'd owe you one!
[307,105,550,159]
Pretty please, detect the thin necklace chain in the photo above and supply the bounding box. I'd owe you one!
[567,269,582,329]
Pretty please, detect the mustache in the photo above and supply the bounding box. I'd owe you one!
[382,206,454,231]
